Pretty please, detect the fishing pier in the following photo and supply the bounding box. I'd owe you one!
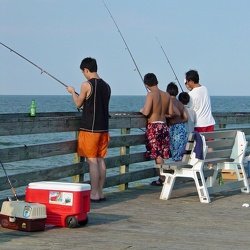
[0,112,250,249]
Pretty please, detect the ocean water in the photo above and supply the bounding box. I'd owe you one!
[0,95,250,114]
[0,95,250,194]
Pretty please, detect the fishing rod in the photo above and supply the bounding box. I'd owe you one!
[155,37,184,92]
[101,0,148,92]
[0,160,18,201]
[0,42,79,96]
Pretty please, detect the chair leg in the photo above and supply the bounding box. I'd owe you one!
[160,174,176,200]
[193,171,211,203]
[238,163,250,193]
[206,167,218,188]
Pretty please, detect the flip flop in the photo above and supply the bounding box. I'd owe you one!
[150,178,163,186]
[99,197,107,202]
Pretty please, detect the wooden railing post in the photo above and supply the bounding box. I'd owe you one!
[119,128,130,190]
[72,131,84,183]
[219,124,226,128]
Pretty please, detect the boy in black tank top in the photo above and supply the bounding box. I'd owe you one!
[67,57,111,202]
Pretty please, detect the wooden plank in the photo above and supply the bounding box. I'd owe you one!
[110,151,149,169]
[0,152,149,190]
[0,112,82,136]
[0,162,156,191]
[104,168,158,187]
[1,112,250,136]
[0,162,86,190]
[214,112,250,124]
[108,134,145,148]
[109,112,147,129]
[0,134,146,164]
[0,116,81,135]
[0,140,77,163]
[105,152,148,168]
[0,112,147,136]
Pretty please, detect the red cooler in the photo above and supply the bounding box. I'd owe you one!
[25,181,91,228]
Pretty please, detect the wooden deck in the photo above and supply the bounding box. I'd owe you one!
[1,181,250,250]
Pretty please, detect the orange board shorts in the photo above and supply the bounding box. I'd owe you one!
[77,130,110,158]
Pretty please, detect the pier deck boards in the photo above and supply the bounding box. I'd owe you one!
[1,181,250,250]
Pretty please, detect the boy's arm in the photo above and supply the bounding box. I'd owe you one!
[140,93,152,116]
[181,108,188,123]
[67,81,89,108]
[166,99,180,118]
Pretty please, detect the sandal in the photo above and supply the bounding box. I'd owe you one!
[150,178,163,186]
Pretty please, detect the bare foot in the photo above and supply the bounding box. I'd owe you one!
[90,192,100,201]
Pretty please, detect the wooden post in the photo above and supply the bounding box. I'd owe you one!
[119,128,130,190]
[219,124,226,128]
[72,131,84,183]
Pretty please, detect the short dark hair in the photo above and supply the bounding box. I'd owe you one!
[185,69,199,83]
[143,73,158,87]
[178,92,190,105]
[166,82,178,96]
[80,57,97,72]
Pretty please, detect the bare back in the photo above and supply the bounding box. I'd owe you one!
[168,98,188,125]
[141,89,172,123]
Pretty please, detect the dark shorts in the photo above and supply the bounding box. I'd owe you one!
[145,122,170,159]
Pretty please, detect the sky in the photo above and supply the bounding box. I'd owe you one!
[0,0,249,96]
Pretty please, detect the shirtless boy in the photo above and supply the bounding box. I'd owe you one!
[166,82,188,161]
[140,73,173,186]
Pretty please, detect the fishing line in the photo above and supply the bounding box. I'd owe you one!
[101,0,148,92]
[155,37,184,92]
[0,159,18,201]
[0,42,79,96]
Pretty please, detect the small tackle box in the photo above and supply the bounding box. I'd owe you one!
[25,181,91,228]
[0,201,47,232]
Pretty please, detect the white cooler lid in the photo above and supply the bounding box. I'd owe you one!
[27,181,91,191]
[0,201,47,219]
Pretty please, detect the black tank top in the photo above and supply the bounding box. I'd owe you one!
[80,78,111,132]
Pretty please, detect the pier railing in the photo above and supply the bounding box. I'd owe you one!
[0,112,250,201]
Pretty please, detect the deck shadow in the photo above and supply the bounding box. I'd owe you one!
[0,228,45,244]
[87,212,130,227]
[92,184,162,209]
